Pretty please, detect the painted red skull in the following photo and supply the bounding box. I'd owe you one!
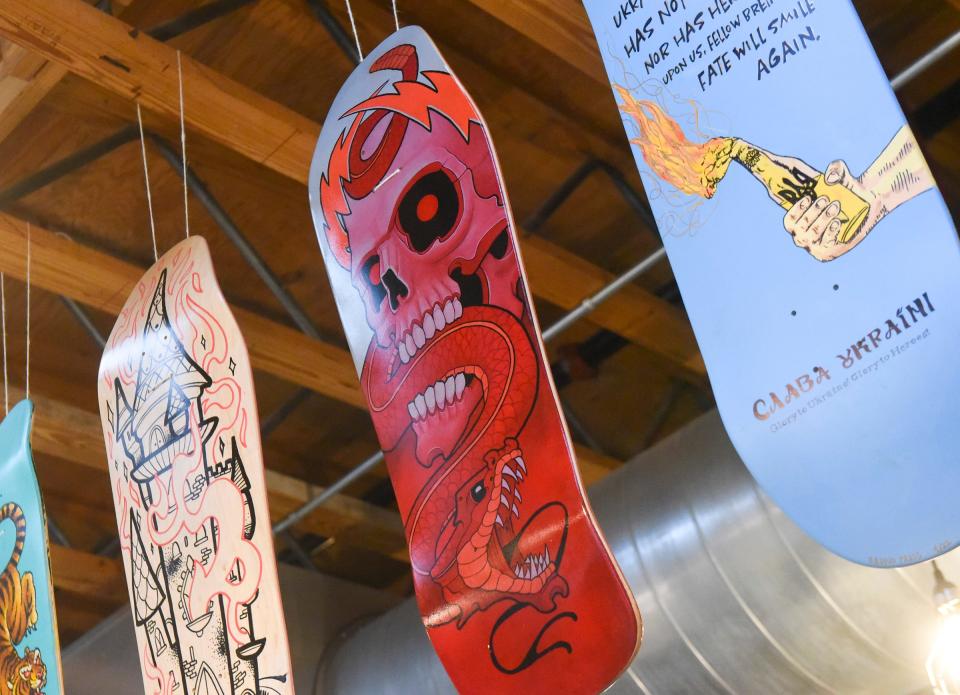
[345,114,524,358]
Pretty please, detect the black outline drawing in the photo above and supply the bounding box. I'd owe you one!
[111,270,269,695]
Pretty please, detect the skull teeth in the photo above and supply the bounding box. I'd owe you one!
[408,370,471,423]
[414,394,427,419]
[396,296,462,365]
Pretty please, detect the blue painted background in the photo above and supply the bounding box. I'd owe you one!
[0,400,62,693]
[583,0,960,566]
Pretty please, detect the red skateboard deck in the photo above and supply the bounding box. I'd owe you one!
[0,400,63,694]
[309,27,641,694]
[97,238,293,695]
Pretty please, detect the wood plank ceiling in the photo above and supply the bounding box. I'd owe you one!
[0,0,954,645]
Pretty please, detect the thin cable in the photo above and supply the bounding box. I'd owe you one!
[391,0,399,31]
[344,0,363,61]
[24,224,30,402]
[1,273,8,416]
[177,50,190,238]
[136,104,159,261]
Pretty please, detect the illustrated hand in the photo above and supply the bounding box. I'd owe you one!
[783,160,883,262]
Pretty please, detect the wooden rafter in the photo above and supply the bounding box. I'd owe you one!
[0,213,364,406]
[0,0,705,382]
[28,385,615,550]
[21,387,409,561]
[35,380,619,608]
[461,0,607,82]
[51,544,127,604]
[0,0,135,144]
[0,213,620,475]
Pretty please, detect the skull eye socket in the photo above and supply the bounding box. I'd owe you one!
[361,254,387,312]
[398,169,460,253]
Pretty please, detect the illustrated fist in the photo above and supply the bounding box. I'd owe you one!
[784,160,883,262]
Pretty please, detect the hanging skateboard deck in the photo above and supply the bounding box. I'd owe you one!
[308,27,641,694]
[0,399,63,694]
[97,237,293,695]
[581,0,960,567]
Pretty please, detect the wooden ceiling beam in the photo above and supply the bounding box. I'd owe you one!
[0,0,705,381]
[34,394,620,607]
[0,212,364,407]
[21,387,409,561]
[523,236,705,381]
[0,212,632,474]
[0,0,138,144]
[460,0,607,83]
[0,0,318,181]
[51,544,127,605]
[28,384,615,551]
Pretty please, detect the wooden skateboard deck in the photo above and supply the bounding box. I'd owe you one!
[97,237,293,695]
[582,0,960,567]
[309,26,641,695]
[0,399,63,694]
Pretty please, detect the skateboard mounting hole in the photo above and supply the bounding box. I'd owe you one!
[833,284,840,291]
[791,310,797,317]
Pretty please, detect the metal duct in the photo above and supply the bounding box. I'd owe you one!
[320,411,953,694]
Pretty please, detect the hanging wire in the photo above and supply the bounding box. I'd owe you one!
[344,0,364,61]
[24,224,30,402]
[136,104,159,261]
[1,273,8,415]
[391,0,399,31]
[176,50,190,238]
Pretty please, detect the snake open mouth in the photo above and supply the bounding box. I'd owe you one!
[430,446,568,606]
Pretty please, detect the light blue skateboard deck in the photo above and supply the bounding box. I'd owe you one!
[582,0,960,567]
[0,399,63,693]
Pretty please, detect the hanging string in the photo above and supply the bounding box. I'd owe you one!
[344,0,364,61]
[392,0,399,31]
[136,104,159,262]
[24,224,30,402]
[1,273,8,416]
[176,50,190,239]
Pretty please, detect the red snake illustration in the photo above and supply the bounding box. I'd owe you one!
[361,305,568,626]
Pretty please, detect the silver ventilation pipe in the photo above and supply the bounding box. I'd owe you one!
[319,411,951,694]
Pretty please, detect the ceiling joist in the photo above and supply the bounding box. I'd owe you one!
[0,212,364,405]
[24,387,409,560]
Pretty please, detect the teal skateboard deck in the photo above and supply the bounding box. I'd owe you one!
[582,0,960,567]
[97,237,293,695]
[0,399,63,694]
